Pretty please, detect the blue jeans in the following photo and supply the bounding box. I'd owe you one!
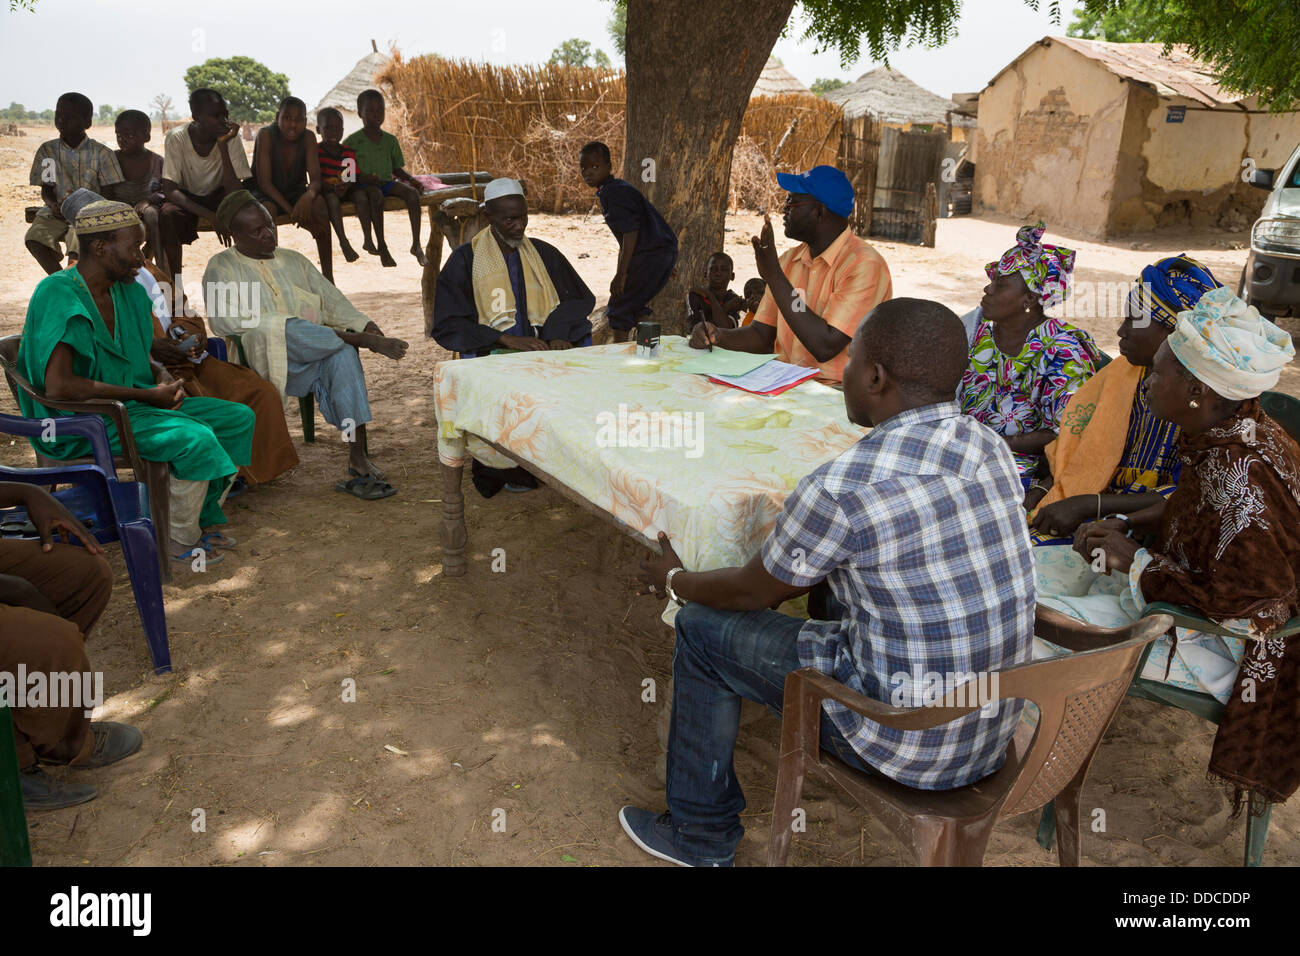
[666,602,871,863]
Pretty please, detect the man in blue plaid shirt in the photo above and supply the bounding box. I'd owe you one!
[627,298,1035,866]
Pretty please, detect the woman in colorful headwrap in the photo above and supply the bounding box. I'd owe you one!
[1027,255,1222,545]
[958,221,1101,490]
[1037,287,1300,806]
[16,200,254,565]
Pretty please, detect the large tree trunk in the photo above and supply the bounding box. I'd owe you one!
[624,0,795,335]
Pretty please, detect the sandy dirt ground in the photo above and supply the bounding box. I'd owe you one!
[1,124,1296,867]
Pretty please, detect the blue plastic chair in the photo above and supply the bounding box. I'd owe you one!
[0,412,171,675]
[0,334,173,584]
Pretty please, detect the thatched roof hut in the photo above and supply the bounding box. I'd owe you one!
[751,57,811,98]
[824,67,965,128]
[315,42,391,136]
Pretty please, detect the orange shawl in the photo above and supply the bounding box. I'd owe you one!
[1037,357,1145,507]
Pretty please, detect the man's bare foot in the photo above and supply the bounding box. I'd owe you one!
[347,451,386,480]
[358,333,408,360]
[362,241,378,255]
[411,244,428,267]
[341,243,360,263]
[378,246,397,268]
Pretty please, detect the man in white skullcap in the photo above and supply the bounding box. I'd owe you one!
[432,178,595,357]
[16,198,255,564]
[431,178,597,496]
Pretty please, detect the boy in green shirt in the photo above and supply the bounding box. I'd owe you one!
[342,89,426,268]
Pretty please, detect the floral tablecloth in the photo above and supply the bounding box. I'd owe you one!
[434,337,868,572]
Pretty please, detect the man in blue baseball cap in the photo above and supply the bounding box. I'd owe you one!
[688,164,892,384]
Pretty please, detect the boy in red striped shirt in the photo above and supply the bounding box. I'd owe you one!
[316,108,360,263]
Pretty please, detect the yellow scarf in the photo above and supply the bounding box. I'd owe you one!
[470,228,560,332]
[1038,357,1145,507]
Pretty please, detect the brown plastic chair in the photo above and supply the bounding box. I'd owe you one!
[767,606,1169,866]
[0,334,172,582]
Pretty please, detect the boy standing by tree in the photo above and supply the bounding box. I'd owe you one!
[316,107,360,263]
[342,89,426,268]
[26,92,123,274]
[106,110,165,270]
[686,251,746,330]
[579,140,677,342]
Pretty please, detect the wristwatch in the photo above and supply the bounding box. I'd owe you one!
[664,566,687,607]
[1103,513,1135,537]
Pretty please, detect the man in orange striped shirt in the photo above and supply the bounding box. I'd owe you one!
[689,166,892,384]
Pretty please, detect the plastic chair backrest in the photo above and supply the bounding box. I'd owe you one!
[859,614,1167,819]
[995,621,1164,816]
[0,411,116,473]
[795,613,1167,819]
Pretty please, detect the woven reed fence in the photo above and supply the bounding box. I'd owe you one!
[375,53,843,214]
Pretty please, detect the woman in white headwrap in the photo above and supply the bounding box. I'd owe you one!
[1037,287,1300,805]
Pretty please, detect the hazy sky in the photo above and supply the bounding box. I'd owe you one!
[1,0,1068,113]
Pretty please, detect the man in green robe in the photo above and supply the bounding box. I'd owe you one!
[16,199,254,565]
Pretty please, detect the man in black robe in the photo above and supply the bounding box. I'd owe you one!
[432,179,595,495]
[432,178,594,357]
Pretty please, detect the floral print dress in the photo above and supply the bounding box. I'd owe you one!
[958,315,1100,484]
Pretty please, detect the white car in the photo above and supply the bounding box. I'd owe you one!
[1244,141,1300,318]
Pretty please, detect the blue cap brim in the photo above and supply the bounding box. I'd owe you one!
[776,172,803,194]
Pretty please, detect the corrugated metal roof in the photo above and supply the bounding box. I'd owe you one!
[823,67,963,125]
[989,37,1243,109]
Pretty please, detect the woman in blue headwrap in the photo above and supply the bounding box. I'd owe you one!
[1027,255,1223,540]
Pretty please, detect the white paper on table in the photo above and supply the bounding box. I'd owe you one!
[709,360,819,394]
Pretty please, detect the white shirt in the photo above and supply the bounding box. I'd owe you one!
[162,123,251,195]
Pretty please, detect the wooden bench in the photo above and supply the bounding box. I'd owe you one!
[26,171,499,338]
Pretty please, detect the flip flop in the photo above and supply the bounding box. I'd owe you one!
[200,531,238,550]
[335,474,397,500]
[349,464,388,481]
[170,545,225,565]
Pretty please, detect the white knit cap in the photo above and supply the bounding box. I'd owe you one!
[483,177,524,202]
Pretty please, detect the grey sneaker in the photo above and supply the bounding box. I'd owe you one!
[618,806,734,867]
[72,722,143,770]
[21,766,97,811]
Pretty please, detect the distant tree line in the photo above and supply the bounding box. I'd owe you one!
[1,101,55,122]
[1,100,171,123]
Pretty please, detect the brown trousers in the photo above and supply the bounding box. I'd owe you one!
[150,287,300,486]
[0,541,113,769]
[173,355,300,484]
